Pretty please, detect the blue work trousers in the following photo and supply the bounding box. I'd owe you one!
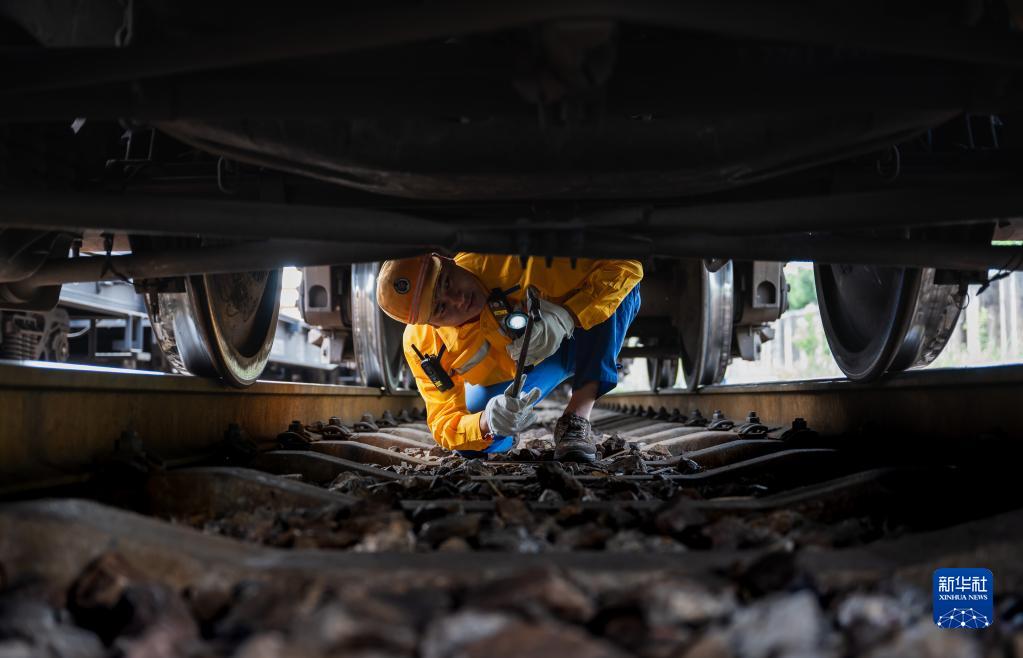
[462,284,641,454]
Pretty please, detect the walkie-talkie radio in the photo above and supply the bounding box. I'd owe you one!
[410,343,454,392]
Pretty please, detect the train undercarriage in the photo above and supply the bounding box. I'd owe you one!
[1,1,1022,390]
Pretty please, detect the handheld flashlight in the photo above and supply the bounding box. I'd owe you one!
[502,310,529,338]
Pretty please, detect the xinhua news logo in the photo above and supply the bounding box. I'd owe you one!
[933,568,994,629]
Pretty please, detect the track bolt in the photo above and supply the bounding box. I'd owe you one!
[677,457,703,474]
[746,411,761,424]
[354,413,379,432]
[220,423,256,463]
[684,409,708,427]
[379,410,399,427]
[779,417,817,443]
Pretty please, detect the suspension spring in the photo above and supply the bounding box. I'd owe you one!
[0,313,45,360]
[0,331,38,360]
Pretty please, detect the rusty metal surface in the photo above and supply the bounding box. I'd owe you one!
[145,467,356,519]
[682,439,788,469]
[604,364,1023,439]
[249,450,404,483]
[0,361,422,491]
[645,430,739,453]
[309,440,431,467]
[3,497,1022,600]
[0,498,732,592]
[342,431,433,451]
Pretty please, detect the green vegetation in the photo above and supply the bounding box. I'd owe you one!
[786,267,817,310]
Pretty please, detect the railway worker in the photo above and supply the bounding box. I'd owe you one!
[376,253,642,462]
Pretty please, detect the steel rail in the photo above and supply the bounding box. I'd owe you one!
[3,0,1022,96]
[601,364,1023,442]
[0,361,422,492]
[3,359,1020,495]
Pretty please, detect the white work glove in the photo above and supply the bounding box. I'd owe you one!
[507,298,575,366]
[484,383,542,436]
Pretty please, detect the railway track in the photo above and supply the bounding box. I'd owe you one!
[600,363,1023,441]
[1,362,1022,656]
[0,361,423,495]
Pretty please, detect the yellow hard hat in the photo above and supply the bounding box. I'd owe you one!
[376,254,443,325]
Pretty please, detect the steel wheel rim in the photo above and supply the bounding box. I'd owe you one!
[814,263,920,381]
[144,269,281,387]
[680,260,733,390]
[188,270,282,387]
[351,262,412,392]
[647,357,679,390]
[887,268,966,372]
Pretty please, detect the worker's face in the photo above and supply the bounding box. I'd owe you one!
[428,260,486,327]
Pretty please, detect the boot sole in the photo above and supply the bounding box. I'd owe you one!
[555,449,597,463]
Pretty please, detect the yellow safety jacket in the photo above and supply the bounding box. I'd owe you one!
[402,253,643,451]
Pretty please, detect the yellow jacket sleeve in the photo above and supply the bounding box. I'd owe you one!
[562,259,644,330]
[403,341,492,452]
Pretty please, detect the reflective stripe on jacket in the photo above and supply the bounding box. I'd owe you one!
[402,253,643,451]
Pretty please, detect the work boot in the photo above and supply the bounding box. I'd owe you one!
[553,413,596,463]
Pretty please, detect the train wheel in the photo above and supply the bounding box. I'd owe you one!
[351,262,413,392]
[646,357,679,390]
[814,264,964,381]
[679,260,734,390]
[145,270,282,387]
